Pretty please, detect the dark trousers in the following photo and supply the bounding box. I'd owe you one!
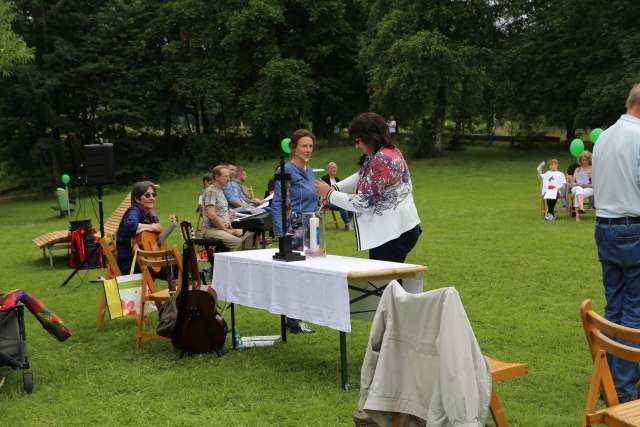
[546,197,558,215]
[595,221,640,400]
[369,225,422,263]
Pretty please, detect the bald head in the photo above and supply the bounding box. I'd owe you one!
[626,83,640,117]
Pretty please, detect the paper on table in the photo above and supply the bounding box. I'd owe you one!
[256,193,274,209]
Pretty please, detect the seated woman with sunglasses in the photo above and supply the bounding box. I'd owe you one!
[116,181,163,274]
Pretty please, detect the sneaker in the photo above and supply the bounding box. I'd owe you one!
[288,321,315,334]
[544,213,552,221]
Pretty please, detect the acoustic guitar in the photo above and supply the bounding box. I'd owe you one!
[172,220,227,355]
[131,215,178,272]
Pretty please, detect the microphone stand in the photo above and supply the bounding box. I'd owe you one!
[273,156,305,262]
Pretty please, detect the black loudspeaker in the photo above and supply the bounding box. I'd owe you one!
[83,143,115,185]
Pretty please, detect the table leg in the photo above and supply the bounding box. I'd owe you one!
[340,331,348,390]
[280,315,287,343]
[231,303,237,350]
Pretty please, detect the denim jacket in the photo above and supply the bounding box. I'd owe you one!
[272,161,319,235]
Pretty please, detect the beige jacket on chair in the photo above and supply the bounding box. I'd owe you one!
[359,282,491,427]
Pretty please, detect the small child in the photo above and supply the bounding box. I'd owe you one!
[537,159,566,220]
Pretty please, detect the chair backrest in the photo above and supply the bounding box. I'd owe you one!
[136,247,183,295]
[195,204,203,237]
[581,299,640,362]
[103,193,132,238]
[99,235,122,278]
[580,299,640,420]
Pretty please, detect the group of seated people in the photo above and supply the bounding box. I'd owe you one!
[115,159,354,274]
[538,150,593,221]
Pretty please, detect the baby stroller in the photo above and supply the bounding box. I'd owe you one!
[0,304,33,393]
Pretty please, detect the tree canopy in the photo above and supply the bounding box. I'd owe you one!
[1,0,639,186]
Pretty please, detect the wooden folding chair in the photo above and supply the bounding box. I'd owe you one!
[389,356,528,427]
[322,207,339,229]
[95,235,123,330]
[195,204,203,237]
[570,190,595,222]
[580,299,640,426]
[135,247,183,351]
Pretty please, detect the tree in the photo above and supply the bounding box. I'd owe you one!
[359,0,502,155]
[504,0,640,139]
[0,0,32,76]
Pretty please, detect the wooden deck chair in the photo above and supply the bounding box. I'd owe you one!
[389,356,528,427]
[135,247,183,351]
[195,204,203,237]
[580,299,640,426]
[32,193,131,266]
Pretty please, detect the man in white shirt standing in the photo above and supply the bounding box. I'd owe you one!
[592,83,640,402]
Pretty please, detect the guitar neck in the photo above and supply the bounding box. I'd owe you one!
[157,221,176,245]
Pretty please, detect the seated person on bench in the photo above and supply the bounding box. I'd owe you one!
[321,162,353,231]
[202,165,254,251]
[116,181,163,273]
[236,166,265,205]
[223,163,248,209]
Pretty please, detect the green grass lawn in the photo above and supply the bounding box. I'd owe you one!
[0,143,601,426]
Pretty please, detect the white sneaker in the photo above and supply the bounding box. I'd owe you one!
[544,213,552,220]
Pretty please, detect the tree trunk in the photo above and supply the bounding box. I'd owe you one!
[565,116,576,143]
[164,103,172,140]
[193,102,201,135]
[448,115,463,151]
[432,86,447,155]
[201,97,210,134]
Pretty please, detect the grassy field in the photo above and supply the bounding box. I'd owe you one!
[0,142,602,426]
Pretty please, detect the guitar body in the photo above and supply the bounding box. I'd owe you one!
[172,290,227,354]
[173,220,228,355]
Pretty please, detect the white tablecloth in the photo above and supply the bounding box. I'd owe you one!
[212,248,424,332]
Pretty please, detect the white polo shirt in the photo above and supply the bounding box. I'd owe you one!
[593,114,640,218]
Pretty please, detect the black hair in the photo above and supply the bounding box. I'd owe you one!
[349,112,396,166]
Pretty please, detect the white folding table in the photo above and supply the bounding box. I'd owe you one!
[212,248,427,389]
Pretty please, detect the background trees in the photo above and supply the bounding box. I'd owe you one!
[0,0,32,75]
[1,0,639,187]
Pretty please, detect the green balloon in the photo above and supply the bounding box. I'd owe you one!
[281,138,291,154]
[61,174,71,185]
[590,128,603,143]
[569,138,585,157]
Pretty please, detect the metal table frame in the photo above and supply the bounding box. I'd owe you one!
[228,266,427,390]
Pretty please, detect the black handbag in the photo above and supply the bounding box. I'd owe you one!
[157,294,178,338]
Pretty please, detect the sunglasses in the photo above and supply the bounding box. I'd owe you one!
[143,192,157,199]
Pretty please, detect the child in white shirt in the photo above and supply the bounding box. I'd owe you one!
[537,159,566,220]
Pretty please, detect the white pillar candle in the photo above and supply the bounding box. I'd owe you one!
[309,215,320,251]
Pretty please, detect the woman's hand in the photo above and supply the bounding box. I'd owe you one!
[314,179,331,200]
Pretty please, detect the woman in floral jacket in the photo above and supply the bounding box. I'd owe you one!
[315,112,421,263]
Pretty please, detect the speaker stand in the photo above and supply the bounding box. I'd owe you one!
[61,185,106,287]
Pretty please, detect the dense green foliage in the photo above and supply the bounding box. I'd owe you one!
[0,0,32,76]
[1,0,639,187]
[0,144,602,425]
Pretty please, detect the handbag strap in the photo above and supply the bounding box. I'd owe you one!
[129,246,139,275]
